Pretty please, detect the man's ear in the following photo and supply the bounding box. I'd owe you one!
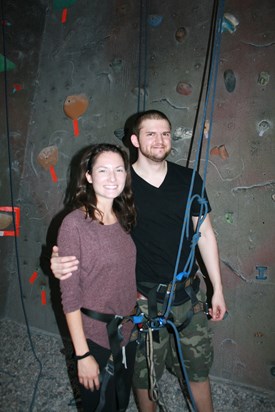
[131,134,139,148]
[86,171,92,183]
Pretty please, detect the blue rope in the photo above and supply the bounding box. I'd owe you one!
[137,0,148,113]
[142,0,149,111]
[163,0,225,320]
[137,0,143,113]
[167,320,198,412]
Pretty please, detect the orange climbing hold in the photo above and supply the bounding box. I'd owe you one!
[63,94,89,136]
[37,146,59,182]
[210,145,229,159]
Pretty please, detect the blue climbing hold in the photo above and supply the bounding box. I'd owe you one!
[224,69,236,92]
[222,13,239,33]
[148,15,163,28]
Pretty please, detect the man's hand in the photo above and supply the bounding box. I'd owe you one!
[208,290,227,321]
[50,245,79,280]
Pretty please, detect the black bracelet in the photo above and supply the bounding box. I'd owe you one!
[74,351,91,360]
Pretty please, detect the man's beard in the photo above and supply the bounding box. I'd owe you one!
[139,146,171,162]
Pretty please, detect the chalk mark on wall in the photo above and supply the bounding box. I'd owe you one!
[231,180,275,195]
[177,158,245,182]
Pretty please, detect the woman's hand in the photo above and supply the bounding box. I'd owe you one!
[77,355,100,391]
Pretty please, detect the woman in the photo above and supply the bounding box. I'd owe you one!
[58,144,137,412]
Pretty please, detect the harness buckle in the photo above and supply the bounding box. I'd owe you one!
[203,302,209,315]
[105,359,114,376]
[157,283,168,293]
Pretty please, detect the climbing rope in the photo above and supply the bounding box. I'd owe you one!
[137,0,149,112]
[146,328,169,412]
[163,0,225,320]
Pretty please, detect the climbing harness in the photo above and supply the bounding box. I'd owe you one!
[80,306,140,412]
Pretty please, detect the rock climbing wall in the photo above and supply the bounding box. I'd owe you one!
[1,0,274,391]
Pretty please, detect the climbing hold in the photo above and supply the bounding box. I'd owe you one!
[114,128,125,140]
[175,27,187,43]
[254,331,264,337]
[110,58,123,73]
[0,54,16,72]
[0,206,20,237]
[63,94,89,136]
[203,120,210,139]
[225,212,233,224]
[147,15,163,28]
[224,69,236,92]
[271,194,275,202]
[0,213,13,230]
[170,148,178,157]
[257,71,270,86]
[176,81,192,96]
[2,20,11,26]
[173,127,192,141]
[53,0,76,9]
[222,13,239,33]
[12,83,23,93]
[257,120,270,137]
[37,146,59,183]
[210,146,219,156]
[210,145,229,159]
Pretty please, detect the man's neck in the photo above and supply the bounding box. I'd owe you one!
[132,157,168,188]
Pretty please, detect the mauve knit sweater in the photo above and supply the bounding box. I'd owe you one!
[58,209,137,349]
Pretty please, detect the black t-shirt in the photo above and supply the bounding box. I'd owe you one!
[131,161,211,303]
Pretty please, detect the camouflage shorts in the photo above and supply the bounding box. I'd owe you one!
[132,291,214,389]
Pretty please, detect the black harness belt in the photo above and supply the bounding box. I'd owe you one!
[138,276,207,333]
[81,307,136,412]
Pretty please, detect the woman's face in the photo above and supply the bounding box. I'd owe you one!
[86,151,127,202]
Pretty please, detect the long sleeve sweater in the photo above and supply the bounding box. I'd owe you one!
[58,209,137,349]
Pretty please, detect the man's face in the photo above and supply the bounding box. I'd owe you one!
[134,118,172,162]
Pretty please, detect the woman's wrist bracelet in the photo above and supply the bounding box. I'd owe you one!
[74,351,91,360]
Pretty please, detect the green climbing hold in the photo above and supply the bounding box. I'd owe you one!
[53,0,77,10]
[0,54,16,72]
[225,212,233,224]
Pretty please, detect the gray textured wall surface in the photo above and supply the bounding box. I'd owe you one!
[1,0,274,392]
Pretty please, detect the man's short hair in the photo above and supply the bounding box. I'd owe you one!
[132,110,171,137]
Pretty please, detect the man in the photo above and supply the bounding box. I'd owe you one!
[51,110,227,412]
